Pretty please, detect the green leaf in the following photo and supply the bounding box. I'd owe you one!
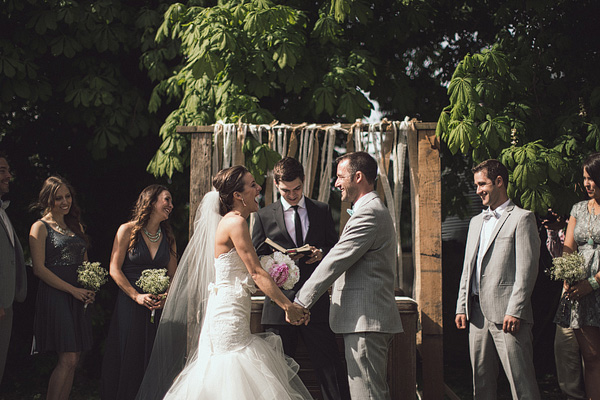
[520,186,553,215]
[313,87,336,116]
[585,122,600,152]
[447,119,478,154]
[448,77,475,106]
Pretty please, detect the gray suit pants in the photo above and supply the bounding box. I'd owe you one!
[0,306,13,385]
[469,300,540,400]
[343,331,394,400]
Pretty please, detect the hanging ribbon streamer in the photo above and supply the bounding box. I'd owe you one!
[318,124,344,203]
[303,125,318,198]
[212,123,224,176]
[222,123,236,169]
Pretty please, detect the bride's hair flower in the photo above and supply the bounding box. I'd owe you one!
[260,252,299,290]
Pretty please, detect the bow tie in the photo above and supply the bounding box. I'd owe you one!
[482,209,499,221]
[346,208,354,216]
[0,200,9,210]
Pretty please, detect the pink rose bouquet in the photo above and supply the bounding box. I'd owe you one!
[260,251,299,290]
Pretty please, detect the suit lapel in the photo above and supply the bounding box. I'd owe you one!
[467,216,484,277]
[0,212,14,248]
[304,198,317,245]
[273,200,295,246]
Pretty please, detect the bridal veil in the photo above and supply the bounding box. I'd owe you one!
[135,191,221,400]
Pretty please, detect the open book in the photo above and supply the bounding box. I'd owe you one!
[264,238,313,255]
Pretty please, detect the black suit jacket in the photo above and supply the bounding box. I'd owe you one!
[252,197,338,325]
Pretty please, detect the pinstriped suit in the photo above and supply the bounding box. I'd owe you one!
[296,191,402,399]
[456,201,541,399]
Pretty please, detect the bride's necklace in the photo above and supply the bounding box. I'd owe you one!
[143,226,162,243]
[588,200,599,246]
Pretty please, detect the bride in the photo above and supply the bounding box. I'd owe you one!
[136,166,313,400]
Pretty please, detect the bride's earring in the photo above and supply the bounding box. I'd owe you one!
[241,198,247,207]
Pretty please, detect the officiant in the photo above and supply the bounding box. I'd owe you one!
[252,157,350,400]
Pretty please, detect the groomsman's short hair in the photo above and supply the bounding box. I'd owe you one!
[337,151,378,185]
[472,159,509,187]
[273,157,305,184]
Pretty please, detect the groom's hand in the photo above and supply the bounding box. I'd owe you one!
[285,302,310,325]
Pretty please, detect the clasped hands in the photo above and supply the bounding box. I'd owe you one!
[285,302,310,326]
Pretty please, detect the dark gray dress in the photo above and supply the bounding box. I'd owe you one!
[554,201,600,329]
[32,220,91,353]
[101,233,170,400]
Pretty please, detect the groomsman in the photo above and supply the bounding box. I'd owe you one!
[252,157,350,400]
[295,152,403,400]
[455,159,540,399]
[0,153,27,384]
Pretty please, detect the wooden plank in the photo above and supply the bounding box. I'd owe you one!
[416,127,444,399]
[187,129,213,236]
[407,125,420,338]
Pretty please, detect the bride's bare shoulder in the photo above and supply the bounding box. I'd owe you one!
[218,212,246,229]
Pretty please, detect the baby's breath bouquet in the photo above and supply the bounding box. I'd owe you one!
[77,261,108,309]
[135,268,170,323]
[548,252,587,284]
[548,252,587,320]
[260,252,299,290]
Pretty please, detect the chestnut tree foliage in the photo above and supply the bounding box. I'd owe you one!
[2,0,599,218]
[142,0,498,178]
[437,0,600,215]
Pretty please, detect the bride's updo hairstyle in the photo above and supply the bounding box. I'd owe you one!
[213,165,249,216]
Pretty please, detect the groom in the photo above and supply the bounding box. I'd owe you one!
[295,151,403,399]
[252,157,350,400]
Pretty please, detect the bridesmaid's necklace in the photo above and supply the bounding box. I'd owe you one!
[49,217,73,236]
[143,226,162,243]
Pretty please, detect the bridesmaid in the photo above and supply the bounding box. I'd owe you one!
[29,176,94,400]
[101,185,177,400]
[556,153,600,399]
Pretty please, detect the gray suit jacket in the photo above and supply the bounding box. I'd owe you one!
[0,211,27,309]
[296,191,403,334]
[455,201,540,324]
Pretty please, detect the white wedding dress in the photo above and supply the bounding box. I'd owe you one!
[163,247,313,399]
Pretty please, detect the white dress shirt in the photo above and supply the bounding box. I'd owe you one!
[472,199,510,295]
[281,196,309,247]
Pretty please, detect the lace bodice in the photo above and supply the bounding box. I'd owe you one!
[203,248,257,353]
[211,248,257,296]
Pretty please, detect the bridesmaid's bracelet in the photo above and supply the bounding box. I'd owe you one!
[589,277,600,291]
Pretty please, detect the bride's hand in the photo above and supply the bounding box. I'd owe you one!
[285,303,310,326]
